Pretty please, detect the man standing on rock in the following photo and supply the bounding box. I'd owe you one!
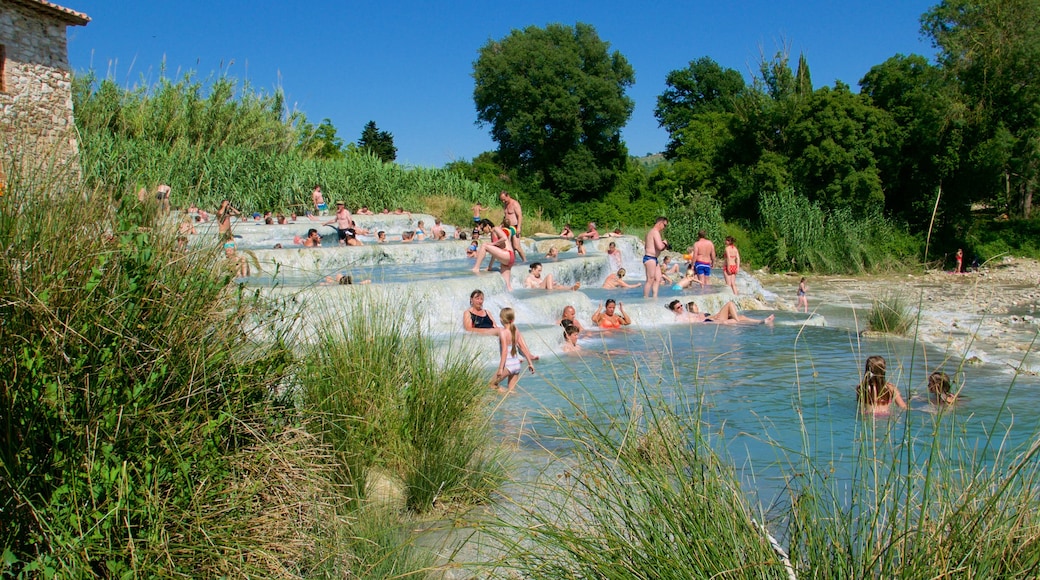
[643,216,669,298]
[500,190,526,262]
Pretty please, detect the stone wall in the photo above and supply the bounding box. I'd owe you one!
[0,1,84,181]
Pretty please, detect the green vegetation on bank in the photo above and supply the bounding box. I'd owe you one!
[0,163,497,576]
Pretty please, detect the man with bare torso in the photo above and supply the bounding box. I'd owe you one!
[499,190,526,262]
[643,216,669,298]
[323,201,355,245]
[691,230,716,289]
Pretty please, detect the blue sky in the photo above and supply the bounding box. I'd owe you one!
[66,1,937,167]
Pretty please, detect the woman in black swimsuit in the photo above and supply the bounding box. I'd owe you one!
[463,289,499,335]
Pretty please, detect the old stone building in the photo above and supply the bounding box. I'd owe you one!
[0,0,89,183]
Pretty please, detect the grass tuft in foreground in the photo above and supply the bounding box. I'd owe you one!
[299,293,505,513]
[866,293,915,335]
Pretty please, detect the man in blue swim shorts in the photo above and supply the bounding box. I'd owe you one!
[691,230,716,289]
[643,216,669,298]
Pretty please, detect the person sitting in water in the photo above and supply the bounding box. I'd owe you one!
[557,305,586,335]
[660,255,680,283]
[345,229,363,246]
[303,228,322,247]
[602,268,640,290]
[669,300,774,325]
[545,246,560,260]
[928,371,957,405]
[591,299,630,329]
[576,239,586,255]
[401,230,416,243]
[857,355,908,415]
[559,224,575,238]
[463,289,499,335]
[671,264,698,290]
[524,262,580,290]
[377,230,387,243]
[576,222,600,241]
[415,220,427,241]
[431,219,447,240]
[466,238,479,258]
[561,323,582,353]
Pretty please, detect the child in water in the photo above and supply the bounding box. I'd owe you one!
[492,308,538,392]
[856,355,907,415]
[928,371,957,405]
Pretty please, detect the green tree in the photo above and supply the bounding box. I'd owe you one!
[307,118,346,160]
[787,83,893,212]
[358,120,397,163]
[473,22,635,203]
[655,57,746,158]
[923,0,1040,217]
[861,54,965,229]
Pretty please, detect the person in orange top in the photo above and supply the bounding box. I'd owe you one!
[591,299,631,328]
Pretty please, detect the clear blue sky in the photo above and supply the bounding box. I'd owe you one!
[66,0,937,167]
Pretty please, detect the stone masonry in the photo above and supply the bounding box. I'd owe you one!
[0,0,89,184]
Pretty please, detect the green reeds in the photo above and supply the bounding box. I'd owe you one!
[866,293,914,335]
[299,293,504,513]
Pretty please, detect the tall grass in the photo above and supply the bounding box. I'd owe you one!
[73,72,495,215]
[0,167,343,575]
[299,294,504,513]
[866,293,915,335]
[758,190,920,273]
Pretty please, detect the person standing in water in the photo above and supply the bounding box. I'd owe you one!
[643,216,669,298]
[797,277,809,313]
[722,236,740,295]
[492,308,538,393]
[500,190,526,262]
[691,230,716,289]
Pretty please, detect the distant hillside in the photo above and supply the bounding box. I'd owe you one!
[633,153,666,169]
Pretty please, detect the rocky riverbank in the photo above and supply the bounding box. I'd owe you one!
[760,256,1040,373]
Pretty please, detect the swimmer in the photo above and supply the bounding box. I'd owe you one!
[591,299,630,329]
[470,219,516,291]
[607,241,623,271]
[492,307,538,393]
[690,230,716,289]
[602,268,640,290]
[557,305,586,335]
[722,236,740,295]
[797,277,808,313]
[857,355,907,415]
[928,371,957,405]
[643,216,669,298]
[561,323,582,353]
[321,273,372,285]
[525,262,580,290]
[669,300,774,325]
[462,289,499,335]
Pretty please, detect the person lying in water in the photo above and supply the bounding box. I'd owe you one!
[321,273,372,285]
[668,300,774,325]
[524,262,580,290]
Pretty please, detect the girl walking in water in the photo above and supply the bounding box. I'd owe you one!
[492,308,538,393]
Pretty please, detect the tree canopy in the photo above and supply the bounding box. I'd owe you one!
[472,22,635,203]
[358,120,397,163]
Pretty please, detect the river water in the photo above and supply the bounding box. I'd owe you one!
[207,215,1040,507]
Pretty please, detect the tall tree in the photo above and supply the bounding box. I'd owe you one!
[923,0,1040,217]
[358,120,397,163]
[655,57,746,158]
[473,23,635,202]
[307,118,345,160]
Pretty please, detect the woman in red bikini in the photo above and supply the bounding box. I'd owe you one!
[470,219,516,291]
[723,236,741,295]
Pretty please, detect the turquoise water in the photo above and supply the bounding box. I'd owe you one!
[227,219,1040,507]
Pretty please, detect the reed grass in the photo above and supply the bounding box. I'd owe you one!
[298,293,504,513]
[866,293,914,335]
[758,190,920,273]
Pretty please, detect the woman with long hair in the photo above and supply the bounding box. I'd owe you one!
[857,355,907,415]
